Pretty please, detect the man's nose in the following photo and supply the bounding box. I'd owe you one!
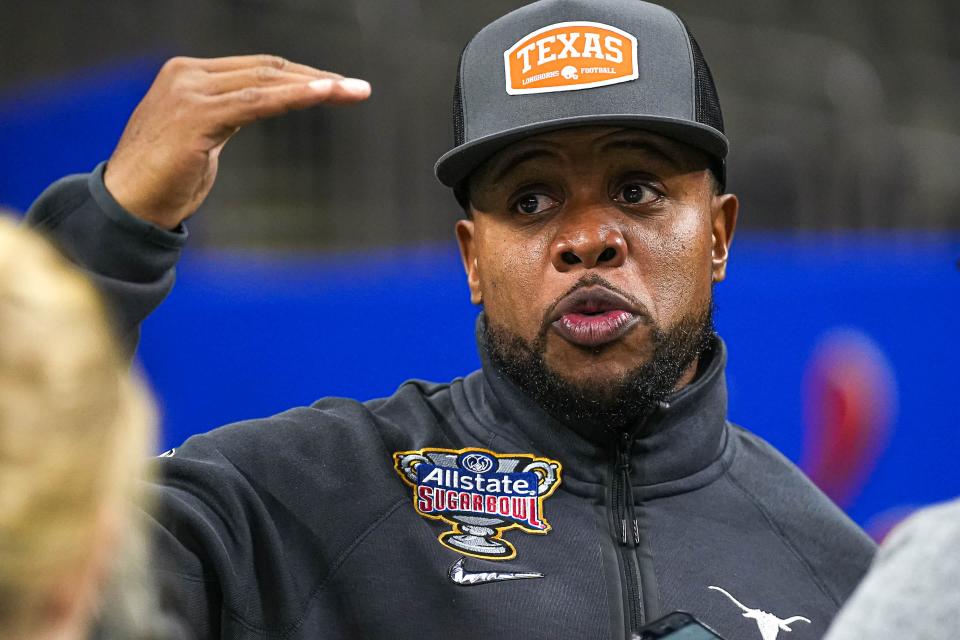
[550,208,627,272]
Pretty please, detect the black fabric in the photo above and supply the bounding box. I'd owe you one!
[452,44,468,148]
[679,18,727,190]
[23,162,186,353]
[452,43,471,209]
[683,25,724,134]
[26,171,877,639]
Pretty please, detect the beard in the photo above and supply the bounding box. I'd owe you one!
[482,286,715,436]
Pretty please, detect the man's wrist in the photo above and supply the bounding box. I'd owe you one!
[90,162,188,245]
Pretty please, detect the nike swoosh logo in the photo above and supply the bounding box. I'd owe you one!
[448,557,544,586]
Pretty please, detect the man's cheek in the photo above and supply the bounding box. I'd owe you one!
[641,245,705,323]
[652,215,709,274]
[482,258,537,304]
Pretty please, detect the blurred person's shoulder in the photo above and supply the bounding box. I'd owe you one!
[824,499,960,640]
[878,499,960,560]
[878,499,960,583]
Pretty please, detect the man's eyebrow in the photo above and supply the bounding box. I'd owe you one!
[598,139,682,170]
[490,148,556,183]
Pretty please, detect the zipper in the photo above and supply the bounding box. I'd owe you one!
[612,429,643,637]
[617,431,640,547]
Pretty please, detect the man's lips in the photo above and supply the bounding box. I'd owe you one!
[549,286,644,348]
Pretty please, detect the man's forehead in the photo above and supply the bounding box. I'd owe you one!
[478,126,703,180]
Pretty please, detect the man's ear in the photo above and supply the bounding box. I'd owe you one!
[455,218,482,305]
[710,192,738,283]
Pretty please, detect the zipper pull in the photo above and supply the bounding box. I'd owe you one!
[619,431,636,547]
[618,431,632,469]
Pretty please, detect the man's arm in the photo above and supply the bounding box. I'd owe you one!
[23,55,371,636]
[24,54,370,350]
[25,163,186,352]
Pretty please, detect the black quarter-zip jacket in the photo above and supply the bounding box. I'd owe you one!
[27,167,875,640]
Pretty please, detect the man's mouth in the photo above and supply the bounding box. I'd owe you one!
[549,286,644,348]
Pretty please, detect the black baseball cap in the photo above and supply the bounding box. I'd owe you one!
[435,0,727,198]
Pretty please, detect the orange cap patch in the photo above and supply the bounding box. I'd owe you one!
[504,21,639,95]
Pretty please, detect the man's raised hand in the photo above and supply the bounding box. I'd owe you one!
[103,55,370,230]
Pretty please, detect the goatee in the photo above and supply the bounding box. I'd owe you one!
[482,295,714,436]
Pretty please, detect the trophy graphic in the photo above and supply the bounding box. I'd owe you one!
[395,448,561,559]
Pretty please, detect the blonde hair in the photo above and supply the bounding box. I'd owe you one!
[0,214,156,636]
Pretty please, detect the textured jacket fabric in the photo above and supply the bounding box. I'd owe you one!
[27,167,876,640]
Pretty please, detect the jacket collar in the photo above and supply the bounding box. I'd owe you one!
[466,316,729,489]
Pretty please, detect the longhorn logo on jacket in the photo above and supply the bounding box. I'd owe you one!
[709,586,811,640]
[394,447,562,560]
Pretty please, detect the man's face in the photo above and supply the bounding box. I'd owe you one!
[456,126,738,403]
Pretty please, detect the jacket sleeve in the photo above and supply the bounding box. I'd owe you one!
[142,407,379,638]
[23,162,187,352]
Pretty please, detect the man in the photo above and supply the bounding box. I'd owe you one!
[26,1,875,638]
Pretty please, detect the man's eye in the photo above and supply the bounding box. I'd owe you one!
[513,194,557,215]
[615,183,660,205]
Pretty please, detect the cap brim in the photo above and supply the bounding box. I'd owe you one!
[434,114,728,188]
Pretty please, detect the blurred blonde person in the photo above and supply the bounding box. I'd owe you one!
[0,214,159,639]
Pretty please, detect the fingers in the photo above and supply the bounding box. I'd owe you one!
[210,77,372,128]
[203,66,342,96]
[306,78,372,103]
[195,54,330,79]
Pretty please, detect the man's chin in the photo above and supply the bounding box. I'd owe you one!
[481,304,715,433]
[542,332,655,382]
[541,370,636,409]
[543,357,648,394]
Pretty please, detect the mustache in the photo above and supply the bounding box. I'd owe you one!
[537,274,652,340]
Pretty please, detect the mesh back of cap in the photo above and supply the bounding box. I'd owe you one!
[681,20,724,134]
[453,44,468,148]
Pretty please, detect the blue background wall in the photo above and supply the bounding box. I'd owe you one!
[3,62,958,538]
